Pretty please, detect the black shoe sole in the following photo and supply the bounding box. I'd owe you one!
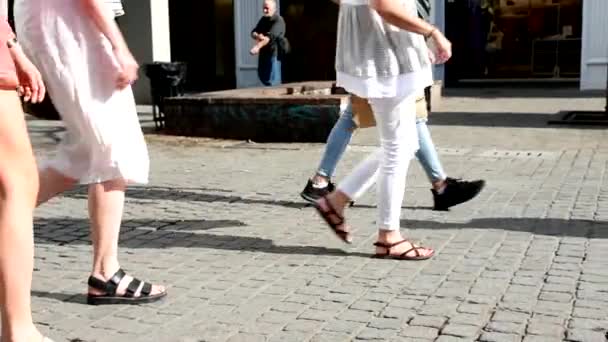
[300,192,320,204]
[87,292,167,305]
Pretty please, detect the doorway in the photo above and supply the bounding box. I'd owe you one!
[169,0,236,92]
[445,0,583,85]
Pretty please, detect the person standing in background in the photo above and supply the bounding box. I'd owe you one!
[250,0,285,86]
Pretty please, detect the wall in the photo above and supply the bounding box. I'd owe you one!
[120,0,172,104]
[580,0,608,90]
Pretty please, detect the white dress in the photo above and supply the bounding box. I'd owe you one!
[14,0,149,185]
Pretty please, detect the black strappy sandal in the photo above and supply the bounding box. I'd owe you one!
[87,268,167,305]
[373,240,434,260]
[314,196,353,244]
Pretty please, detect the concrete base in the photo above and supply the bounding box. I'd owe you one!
[161,80,444,142]
[162,81,349,142]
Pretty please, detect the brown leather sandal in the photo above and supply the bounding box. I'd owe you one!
[314,196,352,244]
[373,240,434,260]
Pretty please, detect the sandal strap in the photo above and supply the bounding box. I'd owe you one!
[373,240,410,255]
[87,268,126,296]
[125,278,142,298]
[141,282,152,296]
[400,247,422,258]
[320,197,344,225]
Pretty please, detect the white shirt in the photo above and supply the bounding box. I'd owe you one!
[335,0,433,99]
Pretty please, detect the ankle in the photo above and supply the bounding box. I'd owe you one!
[433,179,447,193]
[311,174,329,187]
[92,259,120,279]
[377,229,402,243]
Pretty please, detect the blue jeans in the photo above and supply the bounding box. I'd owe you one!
[258,55,282,86]
[317,106,447,183]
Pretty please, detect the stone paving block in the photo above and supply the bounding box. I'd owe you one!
[298,309,337,322]
[436,336,474,342]
[566,328,607,342]
[283,319,323,332]
[532,301,572,316]
[526,322,564,337]
[268,331,313,342]
[486,321,526,335]
[478,332,522,342]
[226,333,268,342]
[522,335,562,342]
[340,309,374,323]
[399,326,439,339]
[457,303,492,315]
[367,317,402,330]
[538,291,572,302]
[440,323,481,338]
[355,327,398,340]
[409,315,447,329]
[380,307,416,321]
[349,300,387,313]
[567,318,607,330]
[571,307,605,319]
[491,310,530,324]
[449,313,491,327]
[309,332,352,342]
[323,319,364,334]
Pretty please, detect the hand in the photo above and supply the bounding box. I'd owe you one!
[114,47,139,89]
[428,49,437,64]
[11,46,45,103]
[429,30,452,64]
[250,46,260,55]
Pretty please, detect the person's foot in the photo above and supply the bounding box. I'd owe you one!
[87,268,167,305]
[300,179,335,203]
[1,325,45,342]
[432,178,485,211]
[373,233,434,260]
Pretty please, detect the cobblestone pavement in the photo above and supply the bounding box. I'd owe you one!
[22,89,608,341]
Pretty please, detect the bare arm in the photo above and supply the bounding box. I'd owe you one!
[370,0,451,63]
[82,0,139,88]
[369,0,435,36]
[250,35,270,55]
[82,0,129,52]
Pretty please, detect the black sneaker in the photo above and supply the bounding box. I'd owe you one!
[300,179,335,204]
[432,178,486,211]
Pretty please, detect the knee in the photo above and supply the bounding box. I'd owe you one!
[0,164,38,205]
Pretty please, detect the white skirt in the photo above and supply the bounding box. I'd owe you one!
[14,0,149,185]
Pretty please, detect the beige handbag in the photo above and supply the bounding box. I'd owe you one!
[351,95,428,129]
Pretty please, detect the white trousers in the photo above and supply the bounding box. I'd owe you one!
[338,95,419,231]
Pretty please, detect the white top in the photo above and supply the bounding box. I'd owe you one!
[335,0,433,99]
[337,66,433,99]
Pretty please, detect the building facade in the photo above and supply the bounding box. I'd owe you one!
[120,0,606,103]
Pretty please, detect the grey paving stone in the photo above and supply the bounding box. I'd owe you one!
[435,336,474,342]
[409,315,447,329]
[399,326,439,339]
[491,310,530,324]
[566,328,607,342]
[440,323,481,338]
[521,336,561,342]
[309,332,352,342]
[354,327,398,340]
[486,321,526,335]
[525,322,564,337]
[478,332,522,342]
[226,333,268,342]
